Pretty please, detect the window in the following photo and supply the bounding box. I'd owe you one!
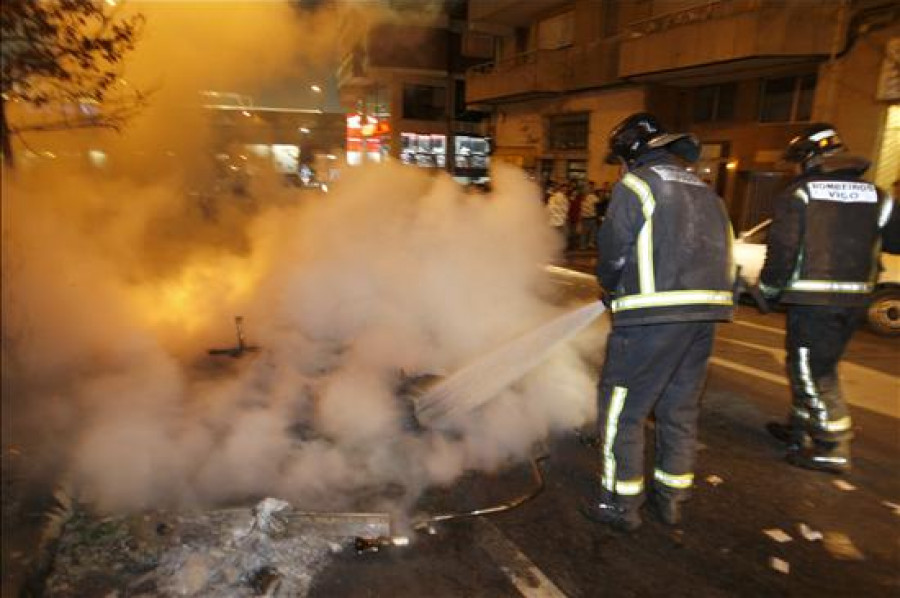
[759,74,817,123]
[402,84,446,121]
[693,83,736,123]
[567,160,588,181]
[548,113,589,151]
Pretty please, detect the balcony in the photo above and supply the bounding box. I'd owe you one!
[466,48,573,104]
[619,0,840,83]
[465,38,621,104]
[336,46,373,91]
[468,0,571,28]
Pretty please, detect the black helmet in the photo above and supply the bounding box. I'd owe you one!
[783,123,845,165]
[606,112,700,165]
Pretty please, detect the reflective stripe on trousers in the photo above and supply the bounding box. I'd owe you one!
[793,345,856,432]
[654,469,694,489]
[603,386,644,495]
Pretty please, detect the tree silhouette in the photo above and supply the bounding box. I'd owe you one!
[1,0,145,168]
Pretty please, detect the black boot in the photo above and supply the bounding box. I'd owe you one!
[580,498,642,532]
[650,491,682,526]
[786,440,851,475]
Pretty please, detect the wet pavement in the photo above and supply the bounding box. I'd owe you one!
[308,304,899,597]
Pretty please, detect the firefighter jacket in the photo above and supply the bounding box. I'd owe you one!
[759,155,900,306]
[597,150,735,327]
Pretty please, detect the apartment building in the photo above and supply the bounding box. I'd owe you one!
[466,0,899,230]
[335,0,492,182]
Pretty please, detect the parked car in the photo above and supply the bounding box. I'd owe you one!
[733,219,900,337]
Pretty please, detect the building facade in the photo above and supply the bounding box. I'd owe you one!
[466,0,900,230]
[335,0,492,182]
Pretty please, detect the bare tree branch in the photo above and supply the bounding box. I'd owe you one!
[1,0,145,167]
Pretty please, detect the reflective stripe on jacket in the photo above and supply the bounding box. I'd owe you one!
[597,151,735,326]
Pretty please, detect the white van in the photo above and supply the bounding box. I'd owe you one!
[734,219,900,337]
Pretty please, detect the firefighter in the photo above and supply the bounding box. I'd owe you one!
[761,124,900,474]
[581,113,735,532]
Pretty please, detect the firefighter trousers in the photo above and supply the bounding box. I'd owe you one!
[785,304,864,443]
[596,321,715,505]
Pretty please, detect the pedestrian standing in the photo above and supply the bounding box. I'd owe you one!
[581,113,735,532]
[546,183,569,243]
[580,181,600,249]
[760,124,900,474]
[565,182,583,251]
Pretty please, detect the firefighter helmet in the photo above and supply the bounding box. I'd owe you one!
[783,123,845,165]
[606,112,700,165]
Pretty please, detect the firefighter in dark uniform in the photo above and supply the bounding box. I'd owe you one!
[761,124,900,474]
[581,113,735,532]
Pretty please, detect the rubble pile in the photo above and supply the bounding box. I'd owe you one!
[43,499,344,597]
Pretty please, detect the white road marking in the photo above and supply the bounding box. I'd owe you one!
[709,356,787,387]
[731,318,785,335]
[474,518,568,598]
[712,337,900,418]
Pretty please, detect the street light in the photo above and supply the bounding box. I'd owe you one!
[310,84,322,93]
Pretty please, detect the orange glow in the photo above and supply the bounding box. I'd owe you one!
[130,254,264,335]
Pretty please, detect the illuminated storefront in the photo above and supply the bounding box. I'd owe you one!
[400,132,446,168]
[346,113,390,165]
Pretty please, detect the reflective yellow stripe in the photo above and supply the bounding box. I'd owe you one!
[878,198,894,228]
[786,280,873,293]
[796,347,820,408]
[654,469,694,489]
[615,478,644,496]
[792,406,810,419]
[728,222,737,282]
[622,173,656,294]
[823,416,852,432]
[795,408,852,432]
[602,386,628,493]
[612,290,733,312]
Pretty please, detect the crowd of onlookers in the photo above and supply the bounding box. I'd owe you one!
[544,180,612,250]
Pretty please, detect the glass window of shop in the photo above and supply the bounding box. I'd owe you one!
[759,74,817,123]
[454,136,490,171]
[548,113,589,151]
[402,84,447,121]
[401,132,446,168]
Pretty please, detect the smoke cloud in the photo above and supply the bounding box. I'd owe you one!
[1,1,604,516]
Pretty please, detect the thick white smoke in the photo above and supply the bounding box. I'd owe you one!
[3,162,602,514]
[0,1,604,515]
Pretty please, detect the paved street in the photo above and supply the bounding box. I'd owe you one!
[309,273,900,597]
[3,269,898,597]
